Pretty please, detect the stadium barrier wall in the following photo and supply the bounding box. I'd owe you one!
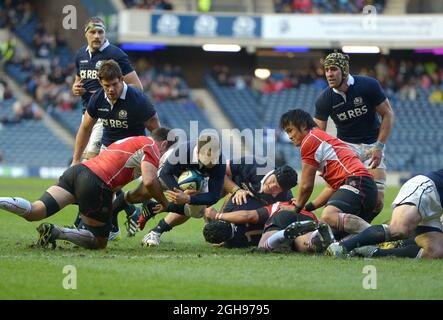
[119,10,443,49]
[0,166,66,179]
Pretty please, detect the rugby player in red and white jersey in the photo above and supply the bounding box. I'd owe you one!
[0,128,174,250]
[280,109,378,237]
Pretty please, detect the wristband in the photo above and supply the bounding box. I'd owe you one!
[231,186,241,195]
[374,141,385,151]
[304,202,316,212]
[294,205,303,214]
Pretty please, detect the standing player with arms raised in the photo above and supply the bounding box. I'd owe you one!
[314,52,394,218]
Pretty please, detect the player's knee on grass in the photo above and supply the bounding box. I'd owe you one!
[94,236,108,249]
[82,221,111,249]
[424,244,443,259]
[416,232,443,259]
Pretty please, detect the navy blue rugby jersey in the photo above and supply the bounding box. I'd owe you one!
[86,82,156,147]
[158,141,226,206]
[425,169,443,208]
[75,40,134,109]
[315,75,387,144]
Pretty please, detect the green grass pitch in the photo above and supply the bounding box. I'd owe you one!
[0,177,442,300]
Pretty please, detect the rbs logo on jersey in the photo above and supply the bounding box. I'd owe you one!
[79,69,98,79]
[337,106,367,121]
[102,119,128,129]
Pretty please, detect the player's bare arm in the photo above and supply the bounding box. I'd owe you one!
[309,184,335,210]
[375,98,394,144]
[144,113,161,132]
[294,162,317,210]
[369,99,394,169]
[72,111,97,165]
[206,208,259,224]
[313,118,327,131]
[141,161,169,209]
[124,70,143,91]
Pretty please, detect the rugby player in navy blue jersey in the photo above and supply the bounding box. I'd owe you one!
[70,17,147,238]
[72,60,160,240]
[139,133,227,246]
[313,52,394,220]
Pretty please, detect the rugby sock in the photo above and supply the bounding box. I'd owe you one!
[53,226,96,249]
[112,191,129,215]
[372,244,421,258]
[264,230,290,251]
[151,218,172,234]
[111,212,119,232]
[341,224,391,252]
[167,203,186,215]
[125,204,137,218]
[399,237,416,247]
[0,197,31,217]
[73,213,82,228]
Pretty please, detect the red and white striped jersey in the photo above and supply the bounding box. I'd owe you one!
[300,128,371,190]
[84,136,160,190]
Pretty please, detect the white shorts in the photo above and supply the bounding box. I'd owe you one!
[84,118,103,157]
[392,175,443,230]
[346,142,387,170]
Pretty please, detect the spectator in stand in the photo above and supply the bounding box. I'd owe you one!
[274,0,385,14]
[137,62,190,102]
[124,0,173,10]
[429,89,443,104]
[1,98,42,124]
[0,77,12,102]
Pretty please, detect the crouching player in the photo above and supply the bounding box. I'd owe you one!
[0,128,173,249]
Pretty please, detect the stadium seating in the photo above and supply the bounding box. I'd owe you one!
[206,75,322,169]
[49,107,83,136]
[0,98,72,167]
[155,100,213,134]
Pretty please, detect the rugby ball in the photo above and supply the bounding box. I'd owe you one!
[177,170,204,192]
